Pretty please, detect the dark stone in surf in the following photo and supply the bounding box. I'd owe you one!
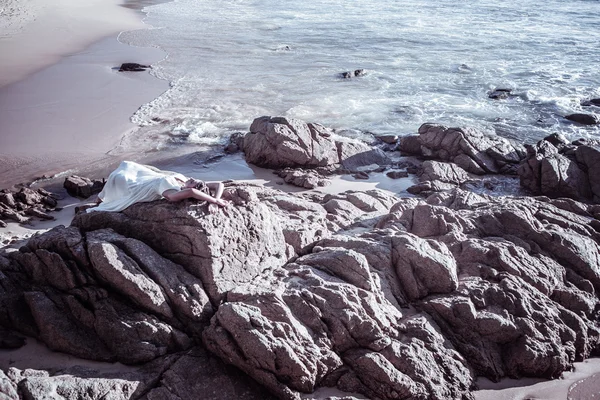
[581,98,600,107]
[339,69,366,79]
[386,170,409,179]
[118,63,151,72]
[488,88,512,100]
[565,113,600,125]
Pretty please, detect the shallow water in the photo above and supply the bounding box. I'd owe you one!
[120,0,600,153]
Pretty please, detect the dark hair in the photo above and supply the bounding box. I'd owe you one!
[194,180,210,194]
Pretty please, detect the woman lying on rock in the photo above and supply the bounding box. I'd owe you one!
[88,161,229,213]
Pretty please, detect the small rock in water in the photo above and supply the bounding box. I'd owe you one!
[565,113,600,125]
[339,69,366,79]
[488,88,512,100]
[353,171,369,179]
[386,170,409,179]
[581,98,600,107]
[118,63,150,72]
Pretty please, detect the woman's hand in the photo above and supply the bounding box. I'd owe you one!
[214,198,230,207]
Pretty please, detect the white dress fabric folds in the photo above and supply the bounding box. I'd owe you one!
[88,161,186,213]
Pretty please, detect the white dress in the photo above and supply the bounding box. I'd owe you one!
[88,161,187,213]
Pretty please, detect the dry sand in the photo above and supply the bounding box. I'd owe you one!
[0,0,150,88]
[0,0,169,189]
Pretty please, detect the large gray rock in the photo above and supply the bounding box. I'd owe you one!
[242,116,389,171]
[417,123,527,174]
[242,116,339,168]
[518,139,600,202]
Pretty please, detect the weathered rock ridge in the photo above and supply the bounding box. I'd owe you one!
[398,123,527,175]
[0,187,58,229]
[519,136,600,203]
[241,116,390,172]
[2,182,600,399]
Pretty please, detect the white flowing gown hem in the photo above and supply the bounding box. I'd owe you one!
[87,161,185,213]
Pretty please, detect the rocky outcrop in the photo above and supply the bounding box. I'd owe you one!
[241,117,389,172]
[64,175,105,199]
[2,184,600,399]
[416,124,527,175]
[0,187,58,227]
[518,137,600,202]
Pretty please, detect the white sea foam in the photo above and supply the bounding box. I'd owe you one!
[119,0,600,153]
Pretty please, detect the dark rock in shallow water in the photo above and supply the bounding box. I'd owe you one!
[242,116,390,171]
[419,160,471,185]
[339,69,366,79]
[386,170,409,179]
[118,63,150,72]
[565,113,600,125]
[581,98,600,107]
[488,88,512,100]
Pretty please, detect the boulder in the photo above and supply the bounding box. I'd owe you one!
[242,116,389,171]
[417,123,527,174]
[378,135,398,144]
[565,113,600,125]
[488,88,512,100]
[419,160,471,185]
[64,175,105,199]
[242,116,339,168]
[576,146,600,202]
[397,135,422,155]
[336,140,390,171]
[581,98,600,107]
[118,63,150,72]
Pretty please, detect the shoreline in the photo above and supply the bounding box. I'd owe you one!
[0,0,163,88]
[0,0,170,189]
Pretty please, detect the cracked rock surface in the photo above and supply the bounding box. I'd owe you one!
[1,183,600,399]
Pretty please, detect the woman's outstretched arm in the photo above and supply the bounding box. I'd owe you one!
[206,181,224,201]
[162,187,228,206]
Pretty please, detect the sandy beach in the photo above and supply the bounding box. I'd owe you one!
[0,0,169,189]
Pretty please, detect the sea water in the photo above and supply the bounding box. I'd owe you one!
[118,0,600,154]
